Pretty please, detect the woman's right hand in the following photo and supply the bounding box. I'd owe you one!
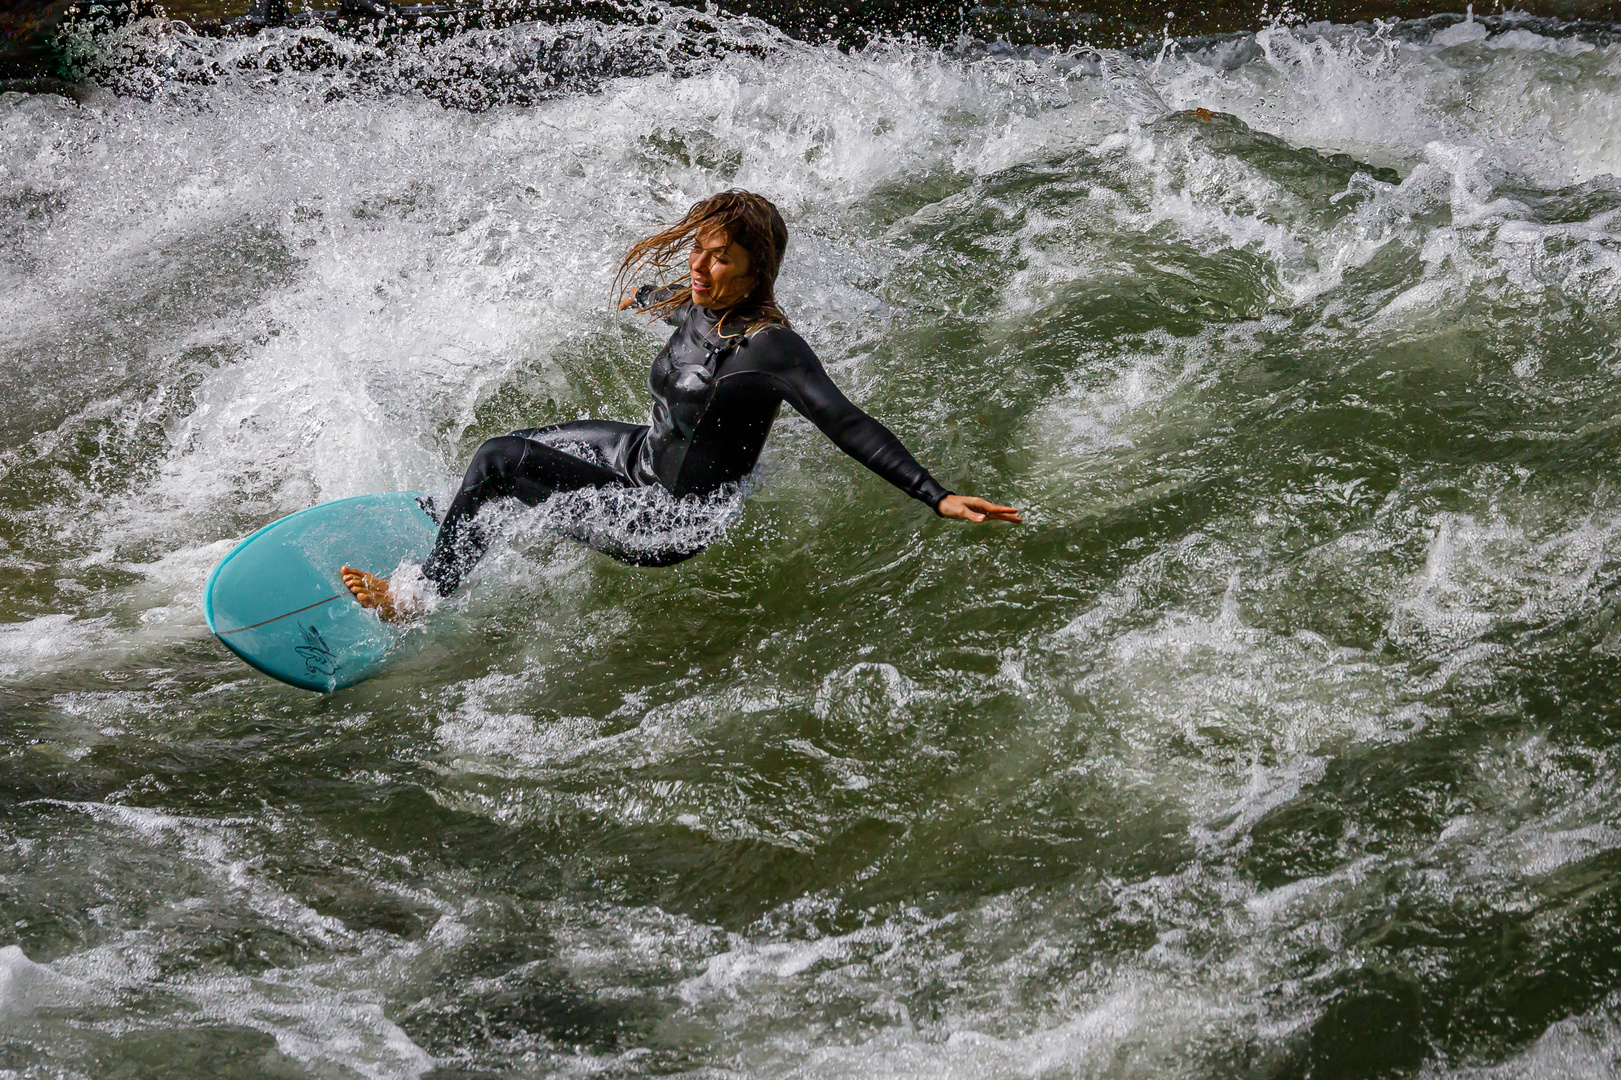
[937,495,1021,523]
[618,292,636,310]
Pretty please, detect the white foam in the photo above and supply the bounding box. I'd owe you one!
[0,946,92,1015]
[1433,19,1490,49]
[1486,29,1598,56]
[0,613,115,678]
[6,10,1621,1077]
[33,800,437,1077]
[1162,22,1621,183]
[1424,1004,1621,1079]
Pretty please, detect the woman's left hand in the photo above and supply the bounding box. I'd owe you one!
[937,495,1022,523]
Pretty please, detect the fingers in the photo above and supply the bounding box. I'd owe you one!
[943,504,989,523]
[953,497,1022,524]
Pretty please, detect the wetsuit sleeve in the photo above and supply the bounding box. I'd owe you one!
[635,285,687,326]
[749,329,951,511]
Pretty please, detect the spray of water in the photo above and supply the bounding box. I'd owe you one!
[3,8,1621,1076]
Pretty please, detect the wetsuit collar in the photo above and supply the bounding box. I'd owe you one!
[693,304,748,364]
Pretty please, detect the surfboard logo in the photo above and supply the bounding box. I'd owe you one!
[294,622,340,679]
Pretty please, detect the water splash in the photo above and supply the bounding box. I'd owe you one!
[4,8,1621,1078]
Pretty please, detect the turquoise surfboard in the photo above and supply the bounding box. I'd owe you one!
[203,492,439,692]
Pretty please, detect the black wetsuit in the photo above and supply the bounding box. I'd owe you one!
[420,298,951,593]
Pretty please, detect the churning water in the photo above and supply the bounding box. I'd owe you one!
[3,6,1621,1076]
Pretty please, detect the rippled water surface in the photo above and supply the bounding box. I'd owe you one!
[4,9,1621,1077]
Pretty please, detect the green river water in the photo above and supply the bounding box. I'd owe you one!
[2,9,1621,1076]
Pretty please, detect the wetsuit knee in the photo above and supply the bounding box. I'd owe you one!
[421,436,530,596]
[464,435,532,497]
[423,430,646,596]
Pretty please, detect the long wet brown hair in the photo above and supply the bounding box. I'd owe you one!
[616,190,790,338]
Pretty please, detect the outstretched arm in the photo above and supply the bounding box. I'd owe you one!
[756,329,1020,523]
[619,285,687,325]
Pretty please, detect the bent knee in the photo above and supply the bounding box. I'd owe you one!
[466,435,531,487]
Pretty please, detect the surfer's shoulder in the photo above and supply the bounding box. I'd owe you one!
[737,322,815,370]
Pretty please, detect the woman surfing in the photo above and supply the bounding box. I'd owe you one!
[342,190,1019,619]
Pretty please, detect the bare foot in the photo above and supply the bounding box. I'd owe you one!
[341,566,407,623]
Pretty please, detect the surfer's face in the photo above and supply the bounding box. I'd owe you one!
[689,225,754,310]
